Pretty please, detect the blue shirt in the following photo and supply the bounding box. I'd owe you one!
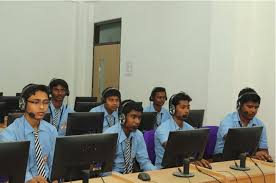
[214,111,268,154]
[154,118,194,169]
[90,104,119,132]
[0,116,58,182]
[104,123,157,173]
[48,102,74,136]
[144,104,171,126]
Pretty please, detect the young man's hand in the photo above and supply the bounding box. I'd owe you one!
[192,159,212,169]
[27,176,48,183]
[253,150,272,161]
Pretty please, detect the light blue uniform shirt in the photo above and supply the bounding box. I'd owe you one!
[144,104,171,126]
[154,118,194,169]
[0,116,58,182]
[104,123,157,173]
[90,104,119,132]
[214,111,268,154]
[48,102,74,136]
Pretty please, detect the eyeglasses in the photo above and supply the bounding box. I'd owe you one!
[27,100,50,106]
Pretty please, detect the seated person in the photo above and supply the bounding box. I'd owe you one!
[155,92,211,169]
[214,87,272,162]
[104,100,157,174]
[48,78,74,136]
[90,87,120,132]
[144,87,171,128]
[0,84,58,183]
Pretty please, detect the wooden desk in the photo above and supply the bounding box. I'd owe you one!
[66,159,275,183]
[209,158,275,183]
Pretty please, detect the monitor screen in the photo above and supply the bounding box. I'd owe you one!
[75,97,97,103]
[0,102,7,122]
[0,96,21,113]
[51,133,118,181]
[161,128,210,168]
[74,102,101,112]
[138,112,157,132]
[223,126,263,161]
[66,112,104,135]
[0,141,30,183]
[186,109,205,128]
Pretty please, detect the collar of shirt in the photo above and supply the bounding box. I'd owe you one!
[233,111,256,127]
[49,102,64,112]
[22,116,47,136]
[150,103,164,114]
[117,124,135,144]
[101,104,118,118]
[169,118,186,131]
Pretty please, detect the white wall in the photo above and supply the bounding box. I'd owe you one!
[93,1,211,110]
[0,1,94,105]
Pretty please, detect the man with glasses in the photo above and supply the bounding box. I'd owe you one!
[48,78,73,136]
[0,84,58,183]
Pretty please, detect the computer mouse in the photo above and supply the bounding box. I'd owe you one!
[267,159,274,163]
[138,172,151,181]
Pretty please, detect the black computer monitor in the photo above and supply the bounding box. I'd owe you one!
[43,113,51,123]
[0,92,3,96]
[0,96,21,113]
[223,126,263,161]
[51,133,118,181]
[7,112,51,126]
[0,102,7,123]
[0,141,30,183]
[138,112,157,132]
[186,109,205,128]
[66,112,104,135]
[74,102,102,112]
[75,97,97,103]
[161,128,210,168]
[16,92,21,97]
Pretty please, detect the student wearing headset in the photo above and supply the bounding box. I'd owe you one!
[154,92,211,169]
[48,78,73,136]
[144,87,171,128]
[104,100,157,174]
[214,87,272,162]
[90,87,121,132]
[0,84,58,183]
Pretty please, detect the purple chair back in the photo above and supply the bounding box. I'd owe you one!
[203,125,219,159]
[0,176,8,183]
[143,130,156,164]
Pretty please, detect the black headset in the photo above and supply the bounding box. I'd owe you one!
[236,91,260,110]
[168,92,188,115]
[19,84,36,111]
[101,87,120,103]
[19,84,50,111]
[49,78,70,97]
[149,87,167,101]
[118,100,135,126]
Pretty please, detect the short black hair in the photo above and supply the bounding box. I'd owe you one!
[151,87,166,97]
[102,87,121,100]
[21,84,50,101]
[120,99,143,116]
[170,92,192,107]
[237,87,261,106]
[49,78,69,91]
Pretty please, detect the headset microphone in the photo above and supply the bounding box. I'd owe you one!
[28,112,36,119]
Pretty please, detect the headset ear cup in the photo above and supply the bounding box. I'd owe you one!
[169,104,175,115]
[120,114,125,125]
[19,98,26,111]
